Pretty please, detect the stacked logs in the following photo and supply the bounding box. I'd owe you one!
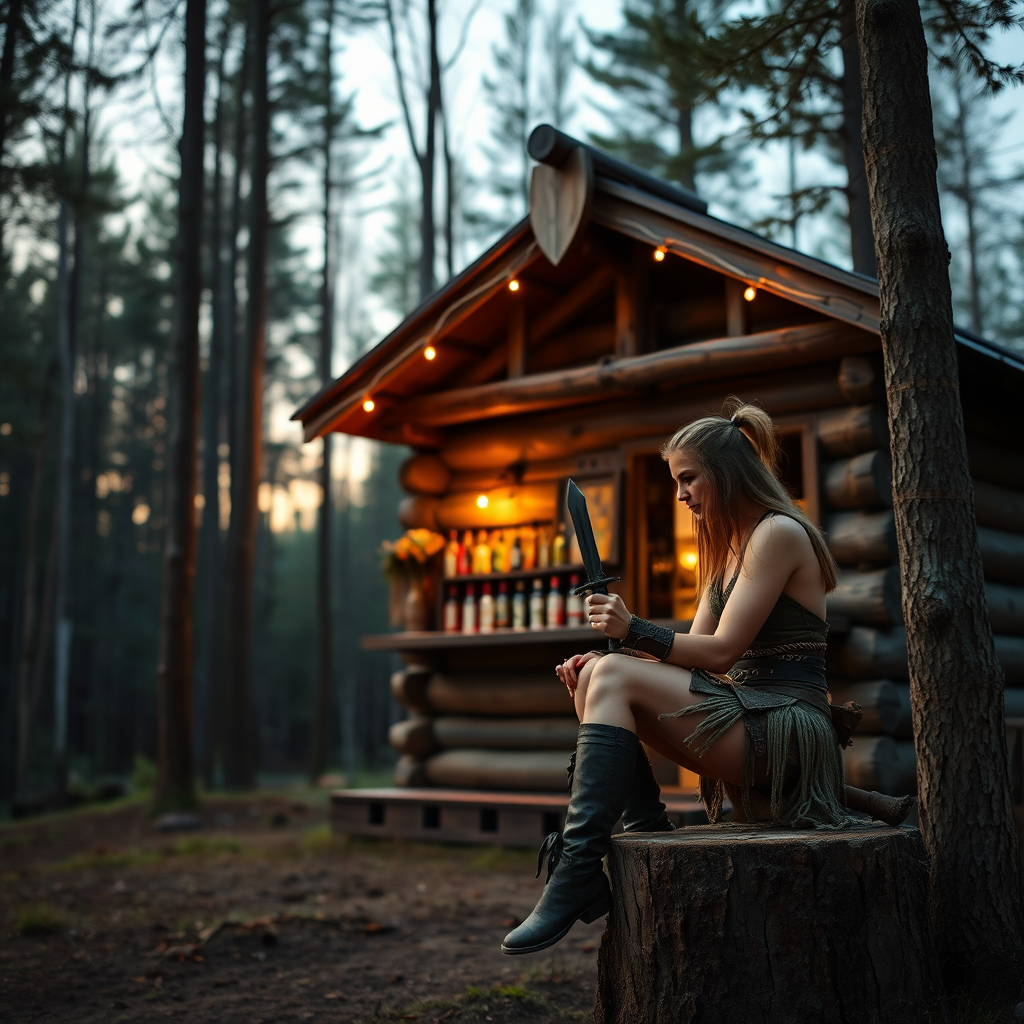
[823,360,1024,795]
[389,666,578,790]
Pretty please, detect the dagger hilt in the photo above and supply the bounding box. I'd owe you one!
[574,576,623,651]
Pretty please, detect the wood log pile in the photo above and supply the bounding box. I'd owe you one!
[822,365,1024,796]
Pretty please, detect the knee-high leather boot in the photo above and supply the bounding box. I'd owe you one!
[566,744,675,833]
[501,724,639,955]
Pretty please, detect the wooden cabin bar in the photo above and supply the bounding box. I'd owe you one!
[293,128,1024,843]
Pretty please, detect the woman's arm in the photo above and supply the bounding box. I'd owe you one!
[587,517,814,672]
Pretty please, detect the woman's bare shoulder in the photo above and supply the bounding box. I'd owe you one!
[750,512,814,560]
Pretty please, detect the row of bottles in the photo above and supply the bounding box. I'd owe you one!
[443,525,570,577]
[443,575,586,633]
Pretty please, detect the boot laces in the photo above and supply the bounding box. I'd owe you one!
[535,831,564,883]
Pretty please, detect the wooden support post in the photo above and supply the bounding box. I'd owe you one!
[508,301,527,379]
[615,253,646,358]
[725,278,747,336]
[595,826,943,1024]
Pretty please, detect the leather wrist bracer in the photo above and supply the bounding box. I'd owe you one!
[621,616,675,660]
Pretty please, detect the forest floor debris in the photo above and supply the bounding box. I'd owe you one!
[0,795,601,1022]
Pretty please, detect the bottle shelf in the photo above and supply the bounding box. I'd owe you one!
[439,564,595,586]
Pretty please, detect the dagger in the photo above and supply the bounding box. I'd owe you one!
[565,479,622,651]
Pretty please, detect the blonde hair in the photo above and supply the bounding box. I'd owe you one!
[660,398,838,596]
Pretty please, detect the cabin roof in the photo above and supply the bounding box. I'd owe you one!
[292,133,1024,446]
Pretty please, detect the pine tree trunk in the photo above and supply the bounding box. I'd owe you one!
[838,0,875,278]
[418,0,439,302]
[310,0,336,784]
[154,0,205,812]
[223,0,269,790]
[195,13,231,788]
[51,0,82,805]
[855,0,1024,1002]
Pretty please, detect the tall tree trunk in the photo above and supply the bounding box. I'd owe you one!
[441,101,454,281]
[211,18,249,788]
[310,0,336,784]
[223,0,269,790]
[672,0,696,194]
[14,359,55,800]
[195,12,232,788]
[0,0,24,258]
[154,0,206,812]
[51,0,82,804]
[855,0,1024,1003]
[839,0,875,278]
[418,0,439,302]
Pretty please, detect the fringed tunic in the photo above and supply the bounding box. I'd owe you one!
[661,518,851,829]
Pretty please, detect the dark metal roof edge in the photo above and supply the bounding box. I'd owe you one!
[292,217,534,423]
[954,326,1024,376]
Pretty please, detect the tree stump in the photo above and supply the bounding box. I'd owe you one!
[595,824,944,1024]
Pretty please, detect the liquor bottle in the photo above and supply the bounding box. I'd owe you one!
[522,526,537,571]
[479,582,495,633]
[566,574,584,627]
[529,578,545,631]
[458,531,473,575]
[491,530,506,574]
[546,575,565,628]
[443,585,461,632]
[509,533,523,571]
[495,580,511,629]
[473,530,491,575]
[444,530,460,578]
[462,584,477,634]
[551,524,567,566]
[512,580,527,631]
[537,524,551,569]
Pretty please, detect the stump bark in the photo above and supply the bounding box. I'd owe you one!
[595,824,944,1024]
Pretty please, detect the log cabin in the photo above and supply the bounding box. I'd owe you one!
[293,125,1024,847]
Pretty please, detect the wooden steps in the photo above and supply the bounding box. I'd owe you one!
[330,787,712,847]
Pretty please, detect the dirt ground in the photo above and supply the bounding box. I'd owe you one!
[0,796,606,1023]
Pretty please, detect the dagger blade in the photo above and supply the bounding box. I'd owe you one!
[566,479,605,586]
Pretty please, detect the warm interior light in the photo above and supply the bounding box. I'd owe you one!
[680,550,698,570]
[362,397,375,412]
[653,247,666,262]
[743,286,757,302]
[424,345,436,361]
[508,279,520,292]
[476,494,489,509]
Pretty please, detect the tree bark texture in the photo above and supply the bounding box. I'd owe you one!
[419,0,440,301]
[594,826,944,1024]
[154,0,205,812]
[855,0,1024,1000]
[224,0,269,790]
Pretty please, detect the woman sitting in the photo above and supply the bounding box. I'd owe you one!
[502,401,851,956]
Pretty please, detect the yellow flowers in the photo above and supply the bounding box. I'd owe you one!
[380,529,445,580]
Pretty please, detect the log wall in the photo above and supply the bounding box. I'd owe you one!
[386,352,1024,802]
[821,390,1024,797]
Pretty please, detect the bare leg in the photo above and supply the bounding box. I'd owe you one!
[577,654,748,787]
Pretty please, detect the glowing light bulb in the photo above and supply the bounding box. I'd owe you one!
[681,551,698,570]
[508,279,520,292]
[476,494,489,509]
[653,247,666,262]
[743,286,757,302]
[362,398,375,412]
[424,345,436,361]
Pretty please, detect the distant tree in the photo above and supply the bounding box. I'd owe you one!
[153,0,206,813]
[584,0,732,196]
[932,68,1023,337]
[370,186,421,318]
[543,0,575,130]
[482,0,537,218]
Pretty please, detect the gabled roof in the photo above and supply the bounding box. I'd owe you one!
[293,130,1024,446]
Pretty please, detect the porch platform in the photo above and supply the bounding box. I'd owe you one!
[330,787,713,847]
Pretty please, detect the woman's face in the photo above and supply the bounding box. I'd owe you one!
[667,449,707,517]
